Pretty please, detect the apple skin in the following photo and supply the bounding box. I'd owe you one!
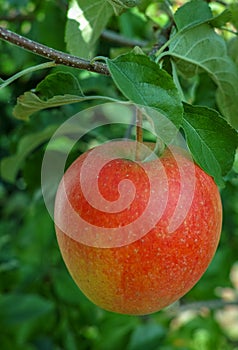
[54,141,222,315]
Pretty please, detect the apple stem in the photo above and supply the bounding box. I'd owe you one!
[135,108,143,161]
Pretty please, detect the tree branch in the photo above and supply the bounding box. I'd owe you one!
[0,26,110,76]
[179,299,238,312]
[101,29,147,47]
[0,14,34,22]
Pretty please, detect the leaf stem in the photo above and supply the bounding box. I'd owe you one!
[0,62,57,89]
[0,26,110,76]
[155,32,180,62]
[135,108,143,161]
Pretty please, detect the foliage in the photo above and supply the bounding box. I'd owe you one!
[0,0,238,349]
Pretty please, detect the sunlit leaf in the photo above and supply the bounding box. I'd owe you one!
[65,0,113,58]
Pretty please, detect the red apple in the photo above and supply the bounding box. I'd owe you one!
[54,140,222,315]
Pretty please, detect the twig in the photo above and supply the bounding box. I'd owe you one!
[179,299,238,312]
[135,108,143,161]
[101,29,147,47]
[0,13,34,22]
[149,21,173,58]
[0,26,110,76]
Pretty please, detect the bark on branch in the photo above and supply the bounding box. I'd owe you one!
[0,26,110,76]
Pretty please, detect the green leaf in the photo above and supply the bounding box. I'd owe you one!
[165,23,238,129]
[230,2,238,30]
[97,315,138,350]
[0,121,90,184]
[107,52,183,143]
[174,0,231,30]
[13,89,119,120]
[107,0,140,8]
[127,323,165,350]
[0,125,58,183]
[0,294,54,325]
[174,0,212,31]
[233,150,238,173]
[107,0,140,15]
[65,0,113,59]
[228,37,238,66]
[193,73,217,109]
[53,270,86,304]
[182,104,238,187]
[35,72,83,99]
[210,9,231,29]
[12,71,84,119]
[13,91,86,120]
[12,71,118,120]
[137,0,151,12]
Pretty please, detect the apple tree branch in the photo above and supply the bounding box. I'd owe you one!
[0,26,110,76]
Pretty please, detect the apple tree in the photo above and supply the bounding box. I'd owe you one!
[0,0,238,349]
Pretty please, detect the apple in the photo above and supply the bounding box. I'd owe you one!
[54,140,222,315]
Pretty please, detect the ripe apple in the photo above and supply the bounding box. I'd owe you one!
[54,140,222,315]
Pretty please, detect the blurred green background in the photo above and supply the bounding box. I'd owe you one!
[1,1,238,349]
